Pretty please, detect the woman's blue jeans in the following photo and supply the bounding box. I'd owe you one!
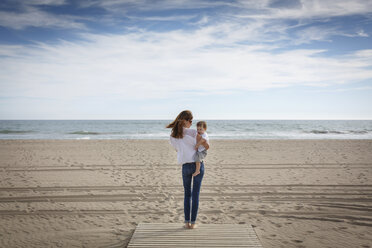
[182,162,204,224]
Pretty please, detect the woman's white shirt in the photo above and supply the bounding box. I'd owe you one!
[169,127,197,165]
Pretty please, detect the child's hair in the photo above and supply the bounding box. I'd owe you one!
[166,110,193,138]
[196,121,207,130]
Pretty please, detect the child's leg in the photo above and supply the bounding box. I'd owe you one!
[192,162,201,177]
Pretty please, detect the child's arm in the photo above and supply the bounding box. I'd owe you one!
[195,137,206,150]
[196,138,205,147]
[202,140,209,150]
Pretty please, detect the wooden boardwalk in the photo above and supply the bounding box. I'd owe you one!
[127,223,264,248]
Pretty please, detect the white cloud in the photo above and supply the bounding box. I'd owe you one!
[0,6,87,30]
[1,0,371,43]
[309,86,372,92]
[290,26,370,45]
[25,0,66,6]
[0,0,371,102]
[0,0,88,30]
[0,0,371,119]
[1,26,372,101]
[356,30,369,37]
[83,0,230,11]
[236,0,372,20]
[126,14,197,22]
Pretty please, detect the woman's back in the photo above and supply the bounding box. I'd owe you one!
[169,127,197,164]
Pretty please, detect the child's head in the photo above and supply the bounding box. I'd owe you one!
[196,121,207,134]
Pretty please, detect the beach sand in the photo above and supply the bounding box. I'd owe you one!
[0,139,371,248]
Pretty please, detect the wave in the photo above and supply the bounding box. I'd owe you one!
[68,131,100,135]
[0,129,33,134]
[76,137,91,140]
[348,130,369,134]
[304,130,369,135]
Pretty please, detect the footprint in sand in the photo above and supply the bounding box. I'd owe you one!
[258,210,266,215]
[292,240,304,243]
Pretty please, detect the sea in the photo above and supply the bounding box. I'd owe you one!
[0,120,371,140]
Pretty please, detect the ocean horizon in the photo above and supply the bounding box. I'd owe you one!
[1,119,372,140]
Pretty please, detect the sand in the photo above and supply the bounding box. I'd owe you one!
[0,139,371,248]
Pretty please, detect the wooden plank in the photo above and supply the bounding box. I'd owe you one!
[127,223,264,248]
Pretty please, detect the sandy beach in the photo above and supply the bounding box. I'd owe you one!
[0,139,371,248]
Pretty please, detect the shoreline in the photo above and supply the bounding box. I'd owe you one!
[1,138,372,140]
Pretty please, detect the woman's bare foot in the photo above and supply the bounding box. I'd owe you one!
[190,223,198,229]
[184,223,191,229]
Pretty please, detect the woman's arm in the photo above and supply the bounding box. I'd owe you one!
[196,134,209,150]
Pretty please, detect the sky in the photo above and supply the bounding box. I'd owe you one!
[0,0,372,120]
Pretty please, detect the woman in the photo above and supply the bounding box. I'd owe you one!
[166,110,209,229]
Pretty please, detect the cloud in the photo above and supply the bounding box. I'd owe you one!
[309,85,372,92]
[268,0,302,9]
[356,30,369,37]
[126,14,197,22]
[0,0,371,100]
[0,0,371,119]
[0,8,87,30]
[0,1,86,30]
[81,0,230,11]
[290,26,370,45]
[1,25,371,101]
[24,0,66,6]
[1,0,371,45]
[2,0,66,7]
[236,0,372,20]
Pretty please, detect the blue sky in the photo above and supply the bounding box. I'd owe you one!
[0,0,372,120]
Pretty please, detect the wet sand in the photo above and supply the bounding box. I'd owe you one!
[0,139,371,248]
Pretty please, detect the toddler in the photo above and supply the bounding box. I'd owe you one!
[192,121,209,177]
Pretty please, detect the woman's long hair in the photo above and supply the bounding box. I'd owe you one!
[166,110,193,138]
